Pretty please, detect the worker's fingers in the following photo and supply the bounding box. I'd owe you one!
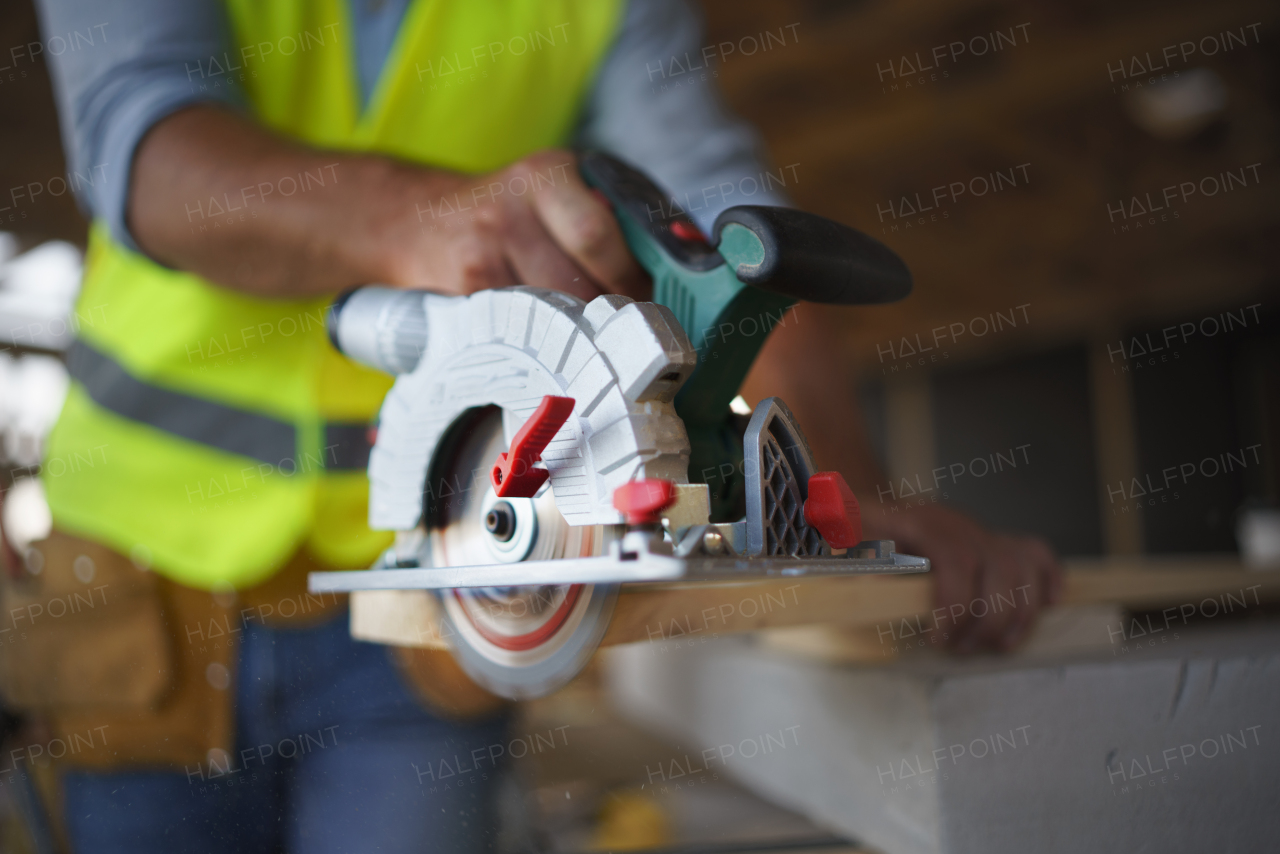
[998,541,1043,651]
[1001,586,1040,651]
[440,229,519,295]
[499,201,603,302]
[520,151,650,299]
[957,543,1020,652]
[903,506,1058,655]
[393,216,520,295]
[1038,538,1065,606]
[987,535,1063,652]
[999,536,1062,648]
[1017,539,1061,646]
[932,547,982,649]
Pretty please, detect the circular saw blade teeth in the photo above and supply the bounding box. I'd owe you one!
[425,405,618,699]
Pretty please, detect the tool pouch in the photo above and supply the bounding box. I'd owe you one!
[0,532,172,711]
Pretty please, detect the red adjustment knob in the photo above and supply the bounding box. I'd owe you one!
[491,395,575,498]
[613,479,677,526]
[670,219,708,244]
[803,472,863,549]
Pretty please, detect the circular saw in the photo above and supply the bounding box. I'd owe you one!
[312,152,928,699]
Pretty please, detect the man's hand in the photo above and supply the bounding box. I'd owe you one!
[129,106,648,301]
[742,302,1063,653]
[367,149,648,301]
[874,503,1063,652]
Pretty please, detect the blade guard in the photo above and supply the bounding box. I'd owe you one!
[362,288,698,530]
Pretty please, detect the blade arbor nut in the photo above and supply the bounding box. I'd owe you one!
[484,501,517,542]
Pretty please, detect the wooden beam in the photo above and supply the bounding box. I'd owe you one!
[350,557,1277,650]
[883,370,936,489]
[1088,329,1144,556]
[740,1,1274,170]
[602,557,1272,646]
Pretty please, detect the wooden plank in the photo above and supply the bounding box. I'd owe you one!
[350,589,449,647]
[601,575,928,647]
[603,557,1275,647]
[1058,558,1272,609]
[350,557,1278,650]
[758,603,1126,665]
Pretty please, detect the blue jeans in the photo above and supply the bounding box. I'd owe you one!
[61,614,509,854]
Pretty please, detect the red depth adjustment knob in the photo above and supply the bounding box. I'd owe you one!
[490,395,575,498]
[612,479,677,526]
[803,472,863,549]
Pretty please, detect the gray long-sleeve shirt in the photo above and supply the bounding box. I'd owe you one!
[33,0,788,256]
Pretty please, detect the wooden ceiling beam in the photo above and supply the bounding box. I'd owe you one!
[748,1,1272,168]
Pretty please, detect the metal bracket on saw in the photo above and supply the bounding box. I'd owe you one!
[308,536,926,594]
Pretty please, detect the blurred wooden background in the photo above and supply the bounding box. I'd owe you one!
[3,0,1278,557]
[697,0,1279,558]
[701,0,1278,361]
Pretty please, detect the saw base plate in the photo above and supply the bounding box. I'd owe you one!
[309,539,927,593]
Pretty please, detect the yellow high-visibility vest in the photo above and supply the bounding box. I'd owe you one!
[43,0,625,590]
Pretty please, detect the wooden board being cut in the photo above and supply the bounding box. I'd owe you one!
[349,556,1276,652]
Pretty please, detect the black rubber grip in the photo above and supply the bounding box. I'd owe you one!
[712,206,913,305]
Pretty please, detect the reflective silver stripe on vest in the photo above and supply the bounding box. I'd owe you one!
[324,422,373,471]
[66,339,371,471]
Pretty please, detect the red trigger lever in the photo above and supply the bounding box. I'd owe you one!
[490,395,575,498]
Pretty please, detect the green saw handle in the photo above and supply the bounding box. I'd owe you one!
[579,151,912,519]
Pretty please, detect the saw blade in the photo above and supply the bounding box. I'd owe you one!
[426,406,618,699]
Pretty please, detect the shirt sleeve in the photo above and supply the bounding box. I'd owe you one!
[32,0,244,252]
[576,0,792,235]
